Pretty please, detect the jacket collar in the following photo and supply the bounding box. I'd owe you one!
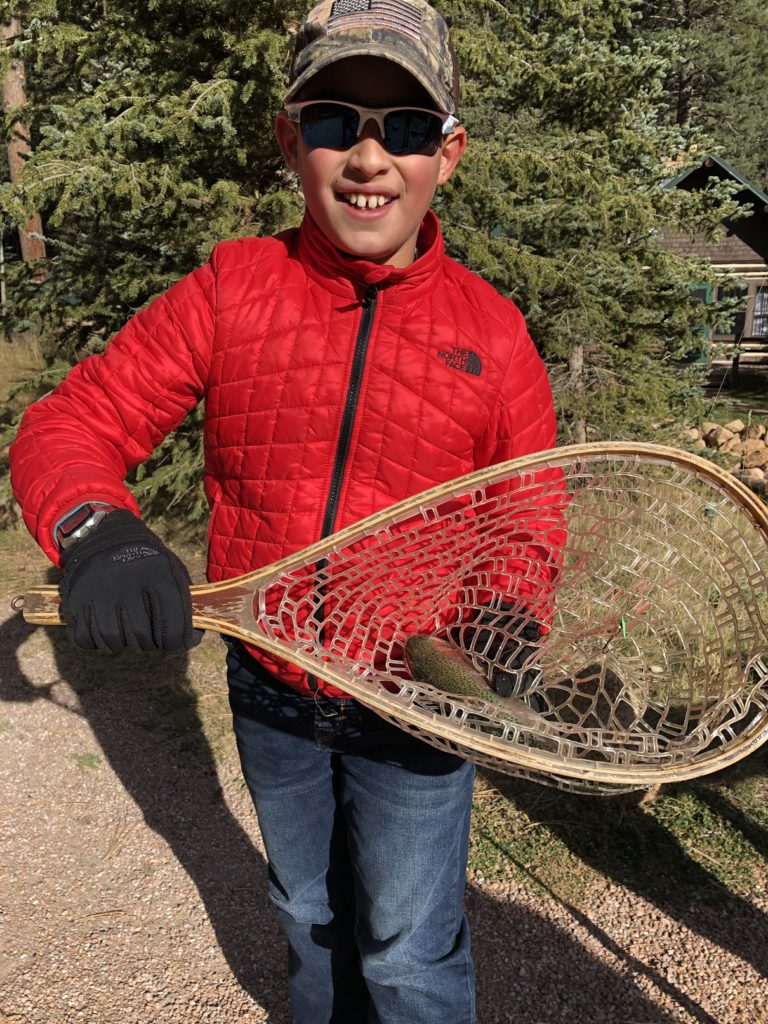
[296,208,444,299]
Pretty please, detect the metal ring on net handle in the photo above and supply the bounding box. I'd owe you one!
[18,442,768,794]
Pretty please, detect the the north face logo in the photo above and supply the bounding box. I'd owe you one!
[437,347,482,376]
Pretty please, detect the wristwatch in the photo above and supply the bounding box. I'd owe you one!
[54,502,118,551]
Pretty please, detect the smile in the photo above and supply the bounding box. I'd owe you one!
[339,193,395,210]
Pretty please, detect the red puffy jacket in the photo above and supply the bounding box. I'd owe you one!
[10,210,556,695]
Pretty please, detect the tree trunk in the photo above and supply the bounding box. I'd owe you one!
[1,18,46,266]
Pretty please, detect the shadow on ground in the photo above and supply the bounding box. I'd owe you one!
[2,590,762,1023]
[0,596,288,1018]
[482,759,768,991]
[468,883,711,1024]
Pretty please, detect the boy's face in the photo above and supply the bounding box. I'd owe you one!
[276,57,466,268]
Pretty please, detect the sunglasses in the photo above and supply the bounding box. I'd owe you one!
[284,100,459,156]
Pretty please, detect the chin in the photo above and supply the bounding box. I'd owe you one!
[333,236,390,260]
[334,229,414,266]
[345,243,398,262]
[310,207,416,265]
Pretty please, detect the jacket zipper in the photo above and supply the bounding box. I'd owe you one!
[310,282,379,698]
[319,283,379,539]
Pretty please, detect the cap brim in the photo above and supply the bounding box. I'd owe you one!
[283,44,455,114]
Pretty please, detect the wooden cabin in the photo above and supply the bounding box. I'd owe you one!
[663,156,768,375]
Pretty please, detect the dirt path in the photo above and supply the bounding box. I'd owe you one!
[1,525,767,1024]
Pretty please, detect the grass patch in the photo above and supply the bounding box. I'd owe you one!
[0,336,47,437]
[704,370,768,420]
[647,788,762,893]
[71,751,102,770]
[469,774,603,905]
[709,400,768,424]
[0,335,44,399]
[467,753,767,909]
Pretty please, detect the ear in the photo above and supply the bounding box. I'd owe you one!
[275,112,301,173]
[437,125,467,186]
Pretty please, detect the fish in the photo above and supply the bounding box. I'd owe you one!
[404,633,551,734]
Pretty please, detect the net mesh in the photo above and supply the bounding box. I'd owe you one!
[252,450,768,792]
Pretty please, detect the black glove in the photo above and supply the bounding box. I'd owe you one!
[59,509,203,653]
[451,601,542,698]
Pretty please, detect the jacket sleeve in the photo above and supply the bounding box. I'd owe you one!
[9,257,217,566]
[471,315,565,621]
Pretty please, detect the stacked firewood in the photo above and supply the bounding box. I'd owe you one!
[682,419,768,496]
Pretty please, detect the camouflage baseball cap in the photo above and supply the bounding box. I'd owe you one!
[285,0,460,114]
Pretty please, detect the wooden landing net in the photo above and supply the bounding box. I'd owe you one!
[21,443,768,794]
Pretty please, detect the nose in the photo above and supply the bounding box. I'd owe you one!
[345,118,390,176]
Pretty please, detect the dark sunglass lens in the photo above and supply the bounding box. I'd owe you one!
[300,103,359,149]
[383,110,442,155]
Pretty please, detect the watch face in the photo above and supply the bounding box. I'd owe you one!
[59,506,95,536]
[56,504,114,549]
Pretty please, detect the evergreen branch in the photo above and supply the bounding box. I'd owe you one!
[481,0,521,22]
[181,78,233,119]
[105,103,139,127]
[19,165,101,189]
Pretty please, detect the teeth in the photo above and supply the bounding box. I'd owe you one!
[345,193,390,209]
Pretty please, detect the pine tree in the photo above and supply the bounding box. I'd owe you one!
[641,0,768,188]
[0,0,302,522]
[0,0,742,524]
[439,0,738,443]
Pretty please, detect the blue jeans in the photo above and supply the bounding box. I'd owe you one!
[226,642,476,1024]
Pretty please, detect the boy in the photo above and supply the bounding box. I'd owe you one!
[10,2,556,1021]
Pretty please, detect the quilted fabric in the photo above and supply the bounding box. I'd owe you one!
[10,210,556,695]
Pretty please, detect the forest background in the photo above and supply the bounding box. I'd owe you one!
[0,0,766,530]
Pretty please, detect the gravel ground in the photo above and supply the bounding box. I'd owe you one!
[1,560,767,1024]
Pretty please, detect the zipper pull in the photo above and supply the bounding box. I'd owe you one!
[362,283,377,308]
